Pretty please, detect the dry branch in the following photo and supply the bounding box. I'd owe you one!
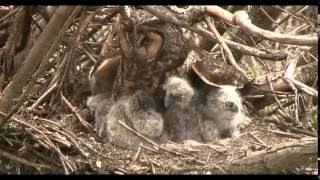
[241,61,317,110]
[0,148,59,172]
[205,6,318,46]
[0,6,80,115]
[141,6,288,61]
[226,137,317,174]
[60,91,100,142]
[0,6,317,174]
[118,120,226,173]
[204,16,248,78]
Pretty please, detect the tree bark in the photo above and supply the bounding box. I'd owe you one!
[226,137,317,174]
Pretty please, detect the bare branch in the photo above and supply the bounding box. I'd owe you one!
[232,11,318,46]
[205,6,317,46]
[0,6,81,115]
[141,6,288,61]
[226,137,317,174]
[204,16,249,78]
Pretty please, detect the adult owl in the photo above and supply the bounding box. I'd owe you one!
[87,7,191,149]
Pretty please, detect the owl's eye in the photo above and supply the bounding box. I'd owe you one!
[141,31,163,61]
[137,34,150,47]
[141,36,150,46]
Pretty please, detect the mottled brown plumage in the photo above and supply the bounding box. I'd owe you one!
[87,7,251,148]
[111,8,190,100]
[87,7,192,150]
[191,50,249,89]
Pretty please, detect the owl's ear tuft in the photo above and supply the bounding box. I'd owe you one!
[118,23,131,58]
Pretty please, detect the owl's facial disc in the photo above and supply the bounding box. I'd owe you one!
[134,30,163,62]
[119,12,164,64]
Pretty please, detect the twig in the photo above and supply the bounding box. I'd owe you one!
[269,129,303,139]
[204,16,249,78]
[113,167,128,175]
[140,143,158,153]
[150,161,156,174]
[0,6,82,117]
[141,6,287,61]
[232,10,317,46]
[0,79,57,128]
[207,145,227,154]
[277,109,297,124]
[0,134,13,146]
[249,140,269,149]
[289,78,318,97]
[29,148,61,168]
[10,117,72,174]
[60,91,101,142]
[248,132,269,148]
[274,6,317,24]
[0,7,82,129]
[259,6,285,33]
[118,120,226,173]
[282,51,306,126]
[288,127,317,137]
[265,99,295,116]
[218,20,247,45]
[51,127,89,158]
[273,6,308,31]
[29,82,58,110]
[82,46,98,63]
[0,148,58,172]
[28,132,50,150]
[266,76,293,120]
[0,7,19,23]
[132,143,142,162]
[227,137,317,174]
[243,94,294,99]
[206,153,211,163]
[35,117,114,160]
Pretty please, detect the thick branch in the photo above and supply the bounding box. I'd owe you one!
[205,6,317,46]
[226,137,317,174]
[232,11,317,46]
[141,6,287,61]
[0,6,79,114]
[240,61,317,110]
